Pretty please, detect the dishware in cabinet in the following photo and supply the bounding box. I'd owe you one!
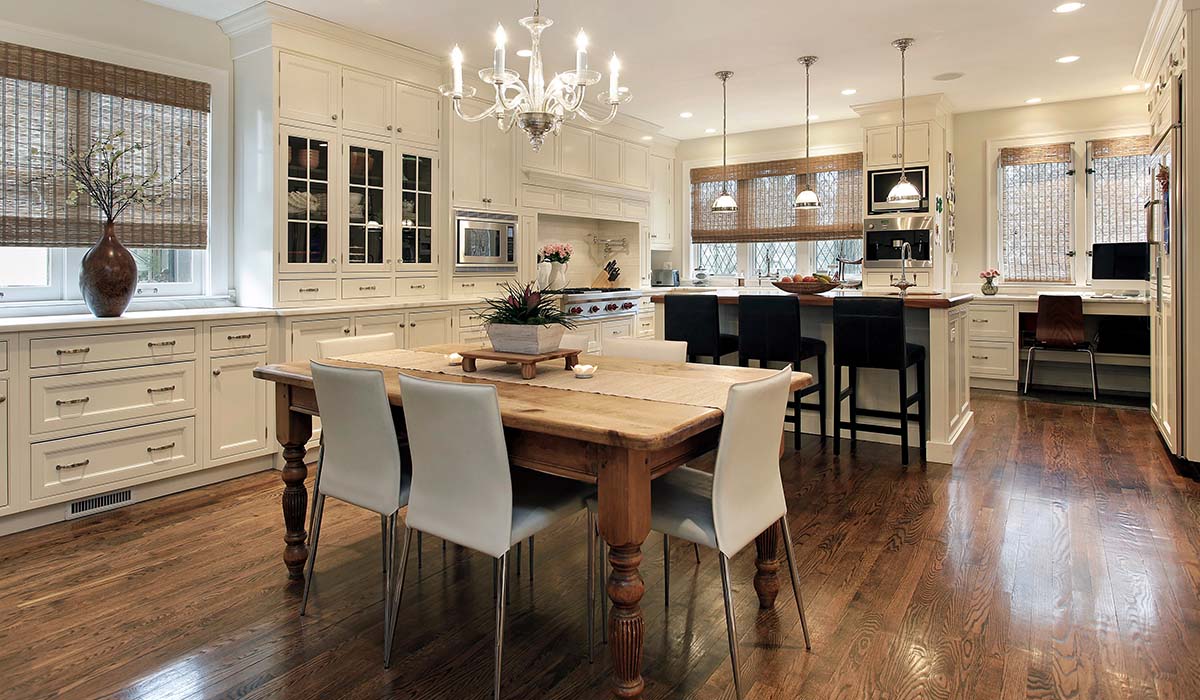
[280,125,338,273]
[342,135,390,271]
[396,145,439,270]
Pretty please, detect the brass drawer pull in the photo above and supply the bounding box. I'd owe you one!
[147,340,177,348]
[298,287,320,293]
[146,442,176,453]
[410,284,426,290]
[971,355,989,360]
[56,397,90,406]
[56,459,89,471]
[359,285,377,291]
[56,347,90,356]
[972,318,990,323]
[227,333,253,341]
[146,385,176,394]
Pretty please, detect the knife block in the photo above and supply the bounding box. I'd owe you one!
[590,270,622,288]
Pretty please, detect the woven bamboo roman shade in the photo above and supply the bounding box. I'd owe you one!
[1089,135,1152,159]
[998,142,1076,283]
[0,42,210,249]
[690,152,863,244]
[999,142,1073,167]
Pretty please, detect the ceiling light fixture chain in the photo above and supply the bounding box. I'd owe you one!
[795,55,820,209]
[439,1,629,151]
[887,37,922,205]
[711,70,738,213]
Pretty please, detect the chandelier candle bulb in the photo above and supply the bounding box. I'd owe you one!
[576,30,588,74]
[494,24,507,78]
[451,45,463,96]
[609,54,620,103]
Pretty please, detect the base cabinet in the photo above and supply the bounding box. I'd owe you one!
[408,309,453,348]
[210,353,270,462]
[0,380,7,509]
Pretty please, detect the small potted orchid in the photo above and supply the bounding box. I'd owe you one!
[979,268,1001,296]
[481,281,576,354]
[538,242,573,290]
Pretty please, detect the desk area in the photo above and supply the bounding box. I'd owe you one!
[968,293,1152,395]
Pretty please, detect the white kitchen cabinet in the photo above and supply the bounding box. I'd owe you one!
[866,123,930,168]
[649,154,674,250]
[0,379,7,508]
[341,134,391,271]
[407,309,454,348]
[522,131,560,172]
[600,317,634,342]
[484,124,516,209]
[280,124,338,272]
[560,125,594,178]
[209,353,270,461]
[396,144,439,269]
[622,142,649,188]
[279,52,340,127]
[290,317,352,361]
[451,100,515,210]
[355,313,407,348]
[595,135,623,184]
[340,68,392,136]
[394,83,440,146]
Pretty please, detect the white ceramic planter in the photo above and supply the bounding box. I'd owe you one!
[486,323,567,354]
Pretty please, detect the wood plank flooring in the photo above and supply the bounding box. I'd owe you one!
[2,390,1200,699]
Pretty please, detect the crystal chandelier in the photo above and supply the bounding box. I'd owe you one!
[794,56,820,209]
[710,71,738,213]
[439,0,630,151]
[887,38,922,204]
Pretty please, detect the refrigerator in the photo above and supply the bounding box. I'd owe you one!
[1148,72,1186,459]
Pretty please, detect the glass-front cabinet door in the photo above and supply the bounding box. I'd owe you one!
[343,136,390,271]
[397,145,439,271]
[280,126,338,272]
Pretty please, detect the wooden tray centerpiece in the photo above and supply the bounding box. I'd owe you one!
[471,280,580,379]
[772,279,840,295]
[459,347,581,380]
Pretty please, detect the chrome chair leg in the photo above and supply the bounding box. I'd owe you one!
[383,513,397,660]
[663,533,671,608]
[1088,348,1099,400]
[1023,346,1037,394]
[719,554,743,700]
[586,511,596,661]
[384,527,414,669]
[417,531,423,569]
[299,493,327,616]
[779,516,812,650]
[306,437,324,546]
[494,552,509,700]
[528,536,535,580]
[380,515,388,576]
[694,543,701,563]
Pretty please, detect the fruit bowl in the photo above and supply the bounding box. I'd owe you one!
[772,280,840,295]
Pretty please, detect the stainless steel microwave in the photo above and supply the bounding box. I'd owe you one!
[455,210,518,274]
[868,166,929,214]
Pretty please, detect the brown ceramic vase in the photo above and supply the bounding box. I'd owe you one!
[79,221,137,317]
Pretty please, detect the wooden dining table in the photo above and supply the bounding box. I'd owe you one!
[254,344,813,699]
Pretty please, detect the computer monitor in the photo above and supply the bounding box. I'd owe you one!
[1092,242,1150,281]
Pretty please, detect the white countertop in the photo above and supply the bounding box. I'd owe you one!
[971,292,1151,304]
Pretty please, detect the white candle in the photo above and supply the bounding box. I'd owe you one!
[493,24,507,78]
[446,352,463,366]
[450,45,463,96]
[575,30,588,75]
[608,54,620,102]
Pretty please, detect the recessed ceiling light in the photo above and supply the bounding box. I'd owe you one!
[705,127,717,134]
[932,72,965,81]
[679,111,693,118]
[1025,97,1043,104]
[1056,55,1080,63]
[1053,2,1086,13]
[841,88,857,96]
[1122,84,1143,92]
[640,135,653,141]
[516,49,533,58]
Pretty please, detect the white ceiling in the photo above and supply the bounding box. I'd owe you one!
[146,0,1157,139]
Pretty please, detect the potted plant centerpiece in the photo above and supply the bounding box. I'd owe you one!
[979,268,1001,296]
[481,281,576,354]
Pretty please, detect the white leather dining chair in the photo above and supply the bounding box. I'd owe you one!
[303,362,411,665]
[388,373,596,693]
[315,332,397,359]
[601,337,688,362]
[598,367,812,699]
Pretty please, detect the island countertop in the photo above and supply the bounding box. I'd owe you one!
[648,287,974,309]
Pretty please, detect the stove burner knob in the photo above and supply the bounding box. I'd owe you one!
[589,305,601,313]
[569,306,584,314]
[605,303,619,311]
[620,302,635,310]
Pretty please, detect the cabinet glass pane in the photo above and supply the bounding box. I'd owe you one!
[345,143,385,266]
[402,228,417,264]
[310,182,327,222]
[402,192,417,227]
[418,228,432,264]
[349,146,366,186]
[285,135,331,266]
[418,156,432,192]
[399,151,434,268]
[418,193,431,227]
[287,222,307,263]
[309,224,328,263]
[349,186,366,224]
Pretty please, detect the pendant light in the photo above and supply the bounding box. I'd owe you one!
[794,56,820,209]
[887,38,922,204]
[711,70,738,213]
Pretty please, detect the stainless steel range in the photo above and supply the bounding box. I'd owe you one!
[557,287,641,320]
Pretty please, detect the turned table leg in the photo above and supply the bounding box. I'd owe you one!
[597,447,652,699]
[754,522,781,608]
[275,386,313,580]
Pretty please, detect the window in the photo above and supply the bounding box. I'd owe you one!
[695,242,739,276]
[1089,136,1154,245]
[0,41,210,302]
[812,238,863,279]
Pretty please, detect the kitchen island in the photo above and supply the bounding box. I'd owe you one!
[651,288,974,463]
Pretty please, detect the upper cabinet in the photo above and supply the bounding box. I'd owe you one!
[519,123,653,192]
[648,154,674,250]
[281,125,338,273]
[340,68,392,136]
[560,125,594,178]
[394,83,440,146]
[595,135,623,184]
[623,142,649,189]
[866,123,930,168]
[341,134,390,271]
[451,99,516,211]
[279,53,340,127]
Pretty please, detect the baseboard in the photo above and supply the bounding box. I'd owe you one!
[786,410,971,466]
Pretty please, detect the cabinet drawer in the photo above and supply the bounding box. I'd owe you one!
[638,315,655,338]
[594,196,622,217]
[561,190,593,214]
[621,199,649,220]
[31,417,196,501]
[396,276,438,299]
[342,277,393,300]
[0,339,8,372]
[452,277,512,296]
[30,328,196,369]
[574,322,602,353]
[521,184,560,210]
[31,361,196,436]
[638,296,656,312]
[279,279,337,303]
[210,322,268,352]
[968,303,1016,339]
[969,340,1016,378]
[600,317,634,341]
[459,308,486,329]
[863,271,932,289]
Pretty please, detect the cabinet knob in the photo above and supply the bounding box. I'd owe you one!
[331,113,338,121]
[409,322,416,327]
[212,369,221,376]
[386,124,393,131]
[343,328,351,334]
[397,126,403,133]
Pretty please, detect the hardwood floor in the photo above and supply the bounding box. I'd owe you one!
[2,390,1199,699]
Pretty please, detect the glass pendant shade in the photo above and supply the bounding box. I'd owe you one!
[711,190,738,213]
[887,175,921,203]
[794,185,820,208]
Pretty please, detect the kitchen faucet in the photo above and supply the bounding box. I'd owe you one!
[891,242,916,297]
[757,252,779,282]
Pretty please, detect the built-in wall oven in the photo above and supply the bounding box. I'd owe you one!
[455,210,518,274]
[863,216,933,269]
[868,166,929,214]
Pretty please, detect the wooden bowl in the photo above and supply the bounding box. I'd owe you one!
[772,280,840,295]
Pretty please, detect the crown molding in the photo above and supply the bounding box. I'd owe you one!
[1135,0,1186,80]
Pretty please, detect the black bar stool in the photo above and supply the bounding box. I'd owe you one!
[831,297,927,465]
[664,294,739,364]
[737,295,827,449]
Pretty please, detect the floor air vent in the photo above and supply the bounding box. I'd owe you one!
[66,489,134,519]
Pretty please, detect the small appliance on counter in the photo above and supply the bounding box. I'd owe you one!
[651,268,680,287]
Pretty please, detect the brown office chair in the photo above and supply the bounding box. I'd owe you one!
[1023,295,1099,399]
